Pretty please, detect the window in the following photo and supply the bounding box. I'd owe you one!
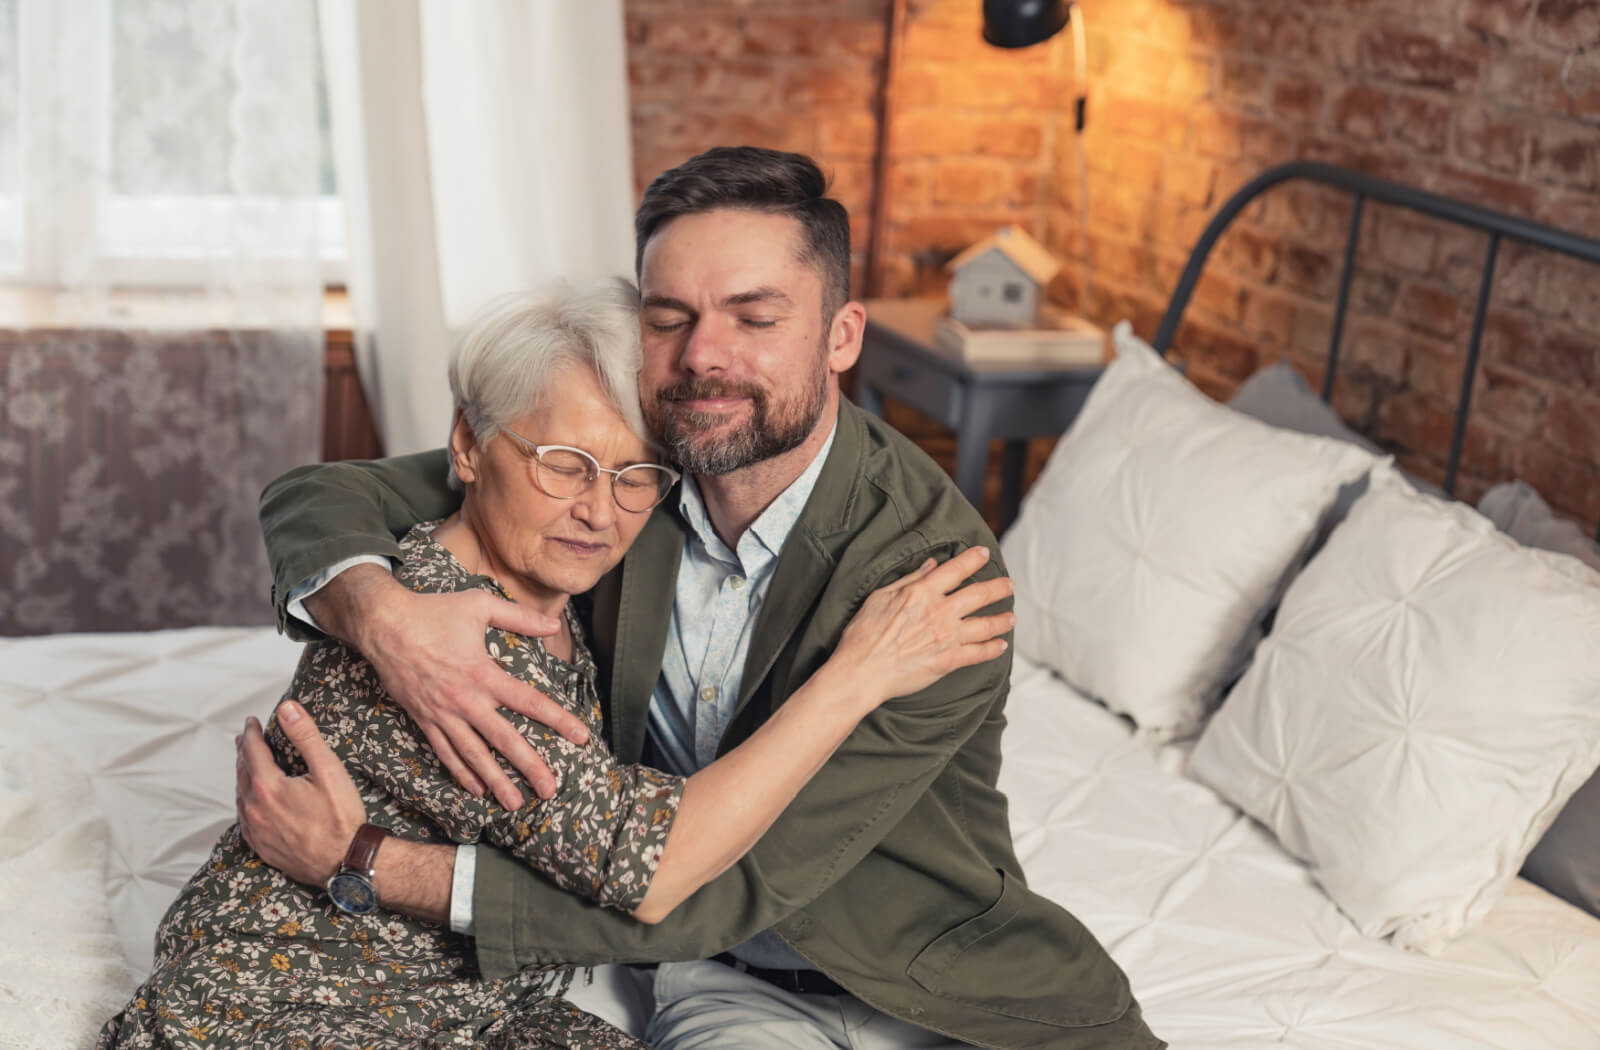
[1003,281,1024,303]
[0,0,343,285]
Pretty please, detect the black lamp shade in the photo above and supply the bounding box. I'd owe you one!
[982,0,1071,49]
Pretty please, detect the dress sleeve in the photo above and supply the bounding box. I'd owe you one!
[274,635,684,915]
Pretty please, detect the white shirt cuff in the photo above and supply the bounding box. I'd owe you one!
[449,843,477,936]
[284,554,394,633]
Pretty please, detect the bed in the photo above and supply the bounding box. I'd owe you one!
[5,164,1600,1048]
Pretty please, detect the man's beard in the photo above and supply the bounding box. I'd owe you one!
[645,367,828,476]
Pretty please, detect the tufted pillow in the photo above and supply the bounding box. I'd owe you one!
[1002,322,1377,738]
[1190,464,1600,952]
[1477,480,1600,918]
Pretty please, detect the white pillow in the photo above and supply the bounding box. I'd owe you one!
[1003,322,1376,738]
[1190,464,1600,953]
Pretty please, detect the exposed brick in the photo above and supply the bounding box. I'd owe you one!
[1454,104,1529,175]
[1532,0,1600,48]
[1377,393,1504,478]
[1512,441,1600,522]
[1192,108,1246,159]
[639,13,744,57]
[817,110,878,156]
[1544,190,1600,240]
[1329,84,1389,140]
[741,15,884,60]
[936,64,1056,109]
[1239,116,1297,162]
[1173,318,1263,380]
[887,160,931,211]
[1242,289,1299,348]
[891,110,978,156]
[1220,57,1270,110]
[1535,256,1600,330]
[1430,165,1542,216]
[1477,365,1549,437]
[1359,27,1483,90]
[1094,95,1191,149]
[1354,268,1401,315]
[1344,318,1412,383]
[1546,390,1600,468]
[1271,76,1324,123]
[1218,226,1282,283]
[1376,212,1438,273]
[1530,119,1600,190]
[1491,242,1545,307]
[1390,94,1452,154]
[1192,270,1249,325]
[976,118,1046,158]
[1281,243,1339,298]
[1464,0,1537,37]
[1407,339,1467,405]
[1394,281,1467,338]
[783,63,879,109]
[1165,156,1218,211]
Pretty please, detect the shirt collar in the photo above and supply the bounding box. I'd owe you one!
[676,414,840,565]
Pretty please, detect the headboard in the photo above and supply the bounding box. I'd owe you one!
[1149,161,1600,540]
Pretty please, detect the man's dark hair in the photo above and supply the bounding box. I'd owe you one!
[635,146,852,321]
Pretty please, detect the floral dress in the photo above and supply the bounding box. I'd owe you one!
[98,523,685,1050]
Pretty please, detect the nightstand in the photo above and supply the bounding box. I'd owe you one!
[853,298,1104,533]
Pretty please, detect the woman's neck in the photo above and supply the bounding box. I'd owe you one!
[431,512,569,621]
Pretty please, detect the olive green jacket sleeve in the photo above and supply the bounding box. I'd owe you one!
[473,541,1012,974]
[258,450,459,640]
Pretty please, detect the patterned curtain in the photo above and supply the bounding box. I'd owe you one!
[0,0,329,634]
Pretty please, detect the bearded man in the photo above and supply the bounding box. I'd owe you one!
[241,146,1161,1050]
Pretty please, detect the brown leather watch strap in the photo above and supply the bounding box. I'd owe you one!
[340,823,387,878]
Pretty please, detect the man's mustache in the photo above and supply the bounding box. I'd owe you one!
[656,379,766,404]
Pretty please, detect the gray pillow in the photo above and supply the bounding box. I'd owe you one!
[1479,480,1600,918]
[1226,359,1383,455]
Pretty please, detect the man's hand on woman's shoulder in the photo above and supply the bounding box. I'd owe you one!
[305,562,591,810]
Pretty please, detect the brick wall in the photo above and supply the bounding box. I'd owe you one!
[625,0,1600,526]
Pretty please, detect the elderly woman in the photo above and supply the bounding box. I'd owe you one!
[97,279,1010,1049]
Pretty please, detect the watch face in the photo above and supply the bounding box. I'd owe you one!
[328,871,378,915]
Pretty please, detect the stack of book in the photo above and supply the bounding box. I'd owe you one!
[933,305,1108,368]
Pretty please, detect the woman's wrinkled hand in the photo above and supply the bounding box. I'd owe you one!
[833,546,1014,711]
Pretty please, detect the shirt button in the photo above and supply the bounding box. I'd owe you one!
[729,575,746,591]
[699,685,718,703]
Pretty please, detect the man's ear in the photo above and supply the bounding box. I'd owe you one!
[449,409,480,485]
[826,301,867,376]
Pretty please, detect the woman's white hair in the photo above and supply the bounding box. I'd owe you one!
[447,278,646,490]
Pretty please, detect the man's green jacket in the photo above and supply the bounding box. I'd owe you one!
[259,399,1161,1050]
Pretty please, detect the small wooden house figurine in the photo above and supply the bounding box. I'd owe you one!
[946,225,1062,328]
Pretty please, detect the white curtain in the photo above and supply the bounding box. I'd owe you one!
[0,0,329,634]
[319,0,637,456]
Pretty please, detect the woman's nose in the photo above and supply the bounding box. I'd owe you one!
[571,478,616,530]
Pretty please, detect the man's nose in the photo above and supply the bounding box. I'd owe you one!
[679,317,732,375]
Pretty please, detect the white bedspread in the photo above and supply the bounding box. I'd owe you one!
[3,629,1597,1049]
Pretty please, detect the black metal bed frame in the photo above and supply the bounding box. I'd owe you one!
[1149,160,1600,541]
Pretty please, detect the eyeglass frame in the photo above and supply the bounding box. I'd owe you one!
[498,426,681,512]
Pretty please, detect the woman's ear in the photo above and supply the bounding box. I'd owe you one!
[449,409,480,485]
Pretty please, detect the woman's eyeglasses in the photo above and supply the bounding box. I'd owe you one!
[500,427,679,513]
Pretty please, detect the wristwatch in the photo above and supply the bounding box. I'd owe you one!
[327,823,387,916]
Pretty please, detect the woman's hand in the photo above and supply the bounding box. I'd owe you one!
[832,546,1014,712]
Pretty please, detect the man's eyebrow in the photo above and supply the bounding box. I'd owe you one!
[641,294,692,312]
[723,287,793,308]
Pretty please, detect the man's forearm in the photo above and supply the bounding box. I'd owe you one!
[375,836,455,925]
[303,562,406,648]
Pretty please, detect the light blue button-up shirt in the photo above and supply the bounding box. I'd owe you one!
[647,421,836,969]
